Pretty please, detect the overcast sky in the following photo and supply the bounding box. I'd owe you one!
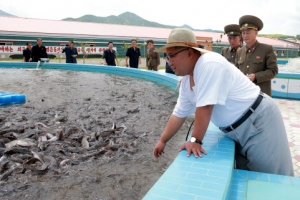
[0,0,299,36]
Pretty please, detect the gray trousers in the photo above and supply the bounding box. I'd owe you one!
[223,94,294,176]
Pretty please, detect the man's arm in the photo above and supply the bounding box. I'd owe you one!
[22,50,26,62]
[44,46,48,58]
[179,105,213,157]
[156,52,160,67]
[234,49,241,68]
[72,48,78,58]
[154,114,186,158]
[138,48,141,64]
[146,54,149,66]
[44,47,48,57]
[125,48,129,67]
[125,56,129,67]
[102,50,107,65]
[74,48,78,56]
[254,45,278,83]
[29,47,34,61]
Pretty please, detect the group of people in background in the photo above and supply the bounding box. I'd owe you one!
[23,38,78,63]
[102,38,163,72]
[103,14,278,98]
[23,15,278,96]
[22,38,49,62]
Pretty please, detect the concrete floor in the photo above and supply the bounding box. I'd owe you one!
[275,98,300,177]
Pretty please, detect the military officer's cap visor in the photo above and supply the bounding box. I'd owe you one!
[224,24,241,37]
[239,15,263,31]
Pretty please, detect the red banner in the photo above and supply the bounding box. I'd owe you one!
[0,46,117,55]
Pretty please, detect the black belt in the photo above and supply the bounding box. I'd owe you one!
[219,92,264,133]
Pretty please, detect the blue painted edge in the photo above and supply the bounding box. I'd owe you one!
[277,72,300,79]
[277,60,288,65]
[2,62,299,100]
[230,169,300,199]
[1,61,299,79]
[143,123,235,200]
[0,62,181,90]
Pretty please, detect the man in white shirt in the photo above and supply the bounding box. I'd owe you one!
[153,28,293,176]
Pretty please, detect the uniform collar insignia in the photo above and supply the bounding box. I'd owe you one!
[230,46,240,52]
[246,45,256,53]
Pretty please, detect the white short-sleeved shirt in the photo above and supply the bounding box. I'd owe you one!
[173,52,260,127]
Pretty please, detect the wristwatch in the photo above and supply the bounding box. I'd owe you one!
[190,137,203,145]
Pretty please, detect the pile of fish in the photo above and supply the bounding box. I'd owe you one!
[0,112,147,181]
[0,70,181,199]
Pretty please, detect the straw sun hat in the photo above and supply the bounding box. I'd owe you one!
[155,28,210,53]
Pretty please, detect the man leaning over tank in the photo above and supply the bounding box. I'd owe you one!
[153,28,293,176]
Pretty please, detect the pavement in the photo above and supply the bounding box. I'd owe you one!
[275,98,300,177]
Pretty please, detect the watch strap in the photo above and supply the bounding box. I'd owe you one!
[195,139,203,145]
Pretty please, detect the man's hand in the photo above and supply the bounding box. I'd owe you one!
[179,142,207,158]
[153,140,166,158]
[126,63,129,67]
[139,60,141,64]
[29,58,32,62]
[247,73,256,82]
[153,115,186,159]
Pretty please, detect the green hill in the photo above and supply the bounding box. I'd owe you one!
[63,12,223,33]
[0,9,15,16]
[0,9,296,37]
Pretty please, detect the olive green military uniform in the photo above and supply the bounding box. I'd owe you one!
[146,47,160,71]
[235,41,278,96]
[235,15,278,96]
[221,46,241,64]
[221,24,242,64]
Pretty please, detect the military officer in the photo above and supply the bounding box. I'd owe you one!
[221,24,242,64]
[235,15,278,96]
[146,40,160,71]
